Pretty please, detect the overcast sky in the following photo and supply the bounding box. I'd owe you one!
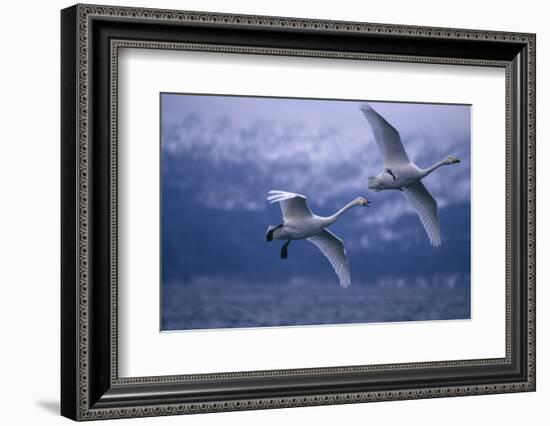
[161,93,471,227]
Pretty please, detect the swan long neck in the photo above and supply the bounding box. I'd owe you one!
[321,200,359,227]
[420,158,449,178]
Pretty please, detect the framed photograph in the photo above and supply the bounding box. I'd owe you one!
[61,4,536,421]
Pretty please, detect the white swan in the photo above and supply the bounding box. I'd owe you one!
[266,190,369,288]
[359,103,460,247]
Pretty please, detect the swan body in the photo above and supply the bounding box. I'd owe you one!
[360,103,460,247]
[368,163,424,191]
[266,190,369,288]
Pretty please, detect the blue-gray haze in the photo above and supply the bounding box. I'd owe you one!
[161,94,471,330]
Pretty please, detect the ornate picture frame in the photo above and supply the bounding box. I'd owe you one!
[61,3,535,421]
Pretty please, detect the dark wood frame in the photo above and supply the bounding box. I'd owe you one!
[61,3,536,421]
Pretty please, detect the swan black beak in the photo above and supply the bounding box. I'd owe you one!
[453,158,461,163]
[364,200,371,207]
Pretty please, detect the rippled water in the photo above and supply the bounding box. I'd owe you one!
[162,278,470,331]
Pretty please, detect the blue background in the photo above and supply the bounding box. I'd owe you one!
[160,94,471,330]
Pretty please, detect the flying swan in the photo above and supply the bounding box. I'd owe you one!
[359,103,460,247]
[265,190,369,288]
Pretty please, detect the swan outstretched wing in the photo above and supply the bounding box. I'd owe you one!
[359,103,410,167]
[267,190,313,220]
[308,230,351,288]
[402,182,441,247]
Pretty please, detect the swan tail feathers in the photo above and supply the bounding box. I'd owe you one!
[367,177,381,192]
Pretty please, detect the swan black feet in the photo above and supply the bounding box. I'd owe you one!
[384,168,396,180]
[280,240,291,259]
[266,224,283,242]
